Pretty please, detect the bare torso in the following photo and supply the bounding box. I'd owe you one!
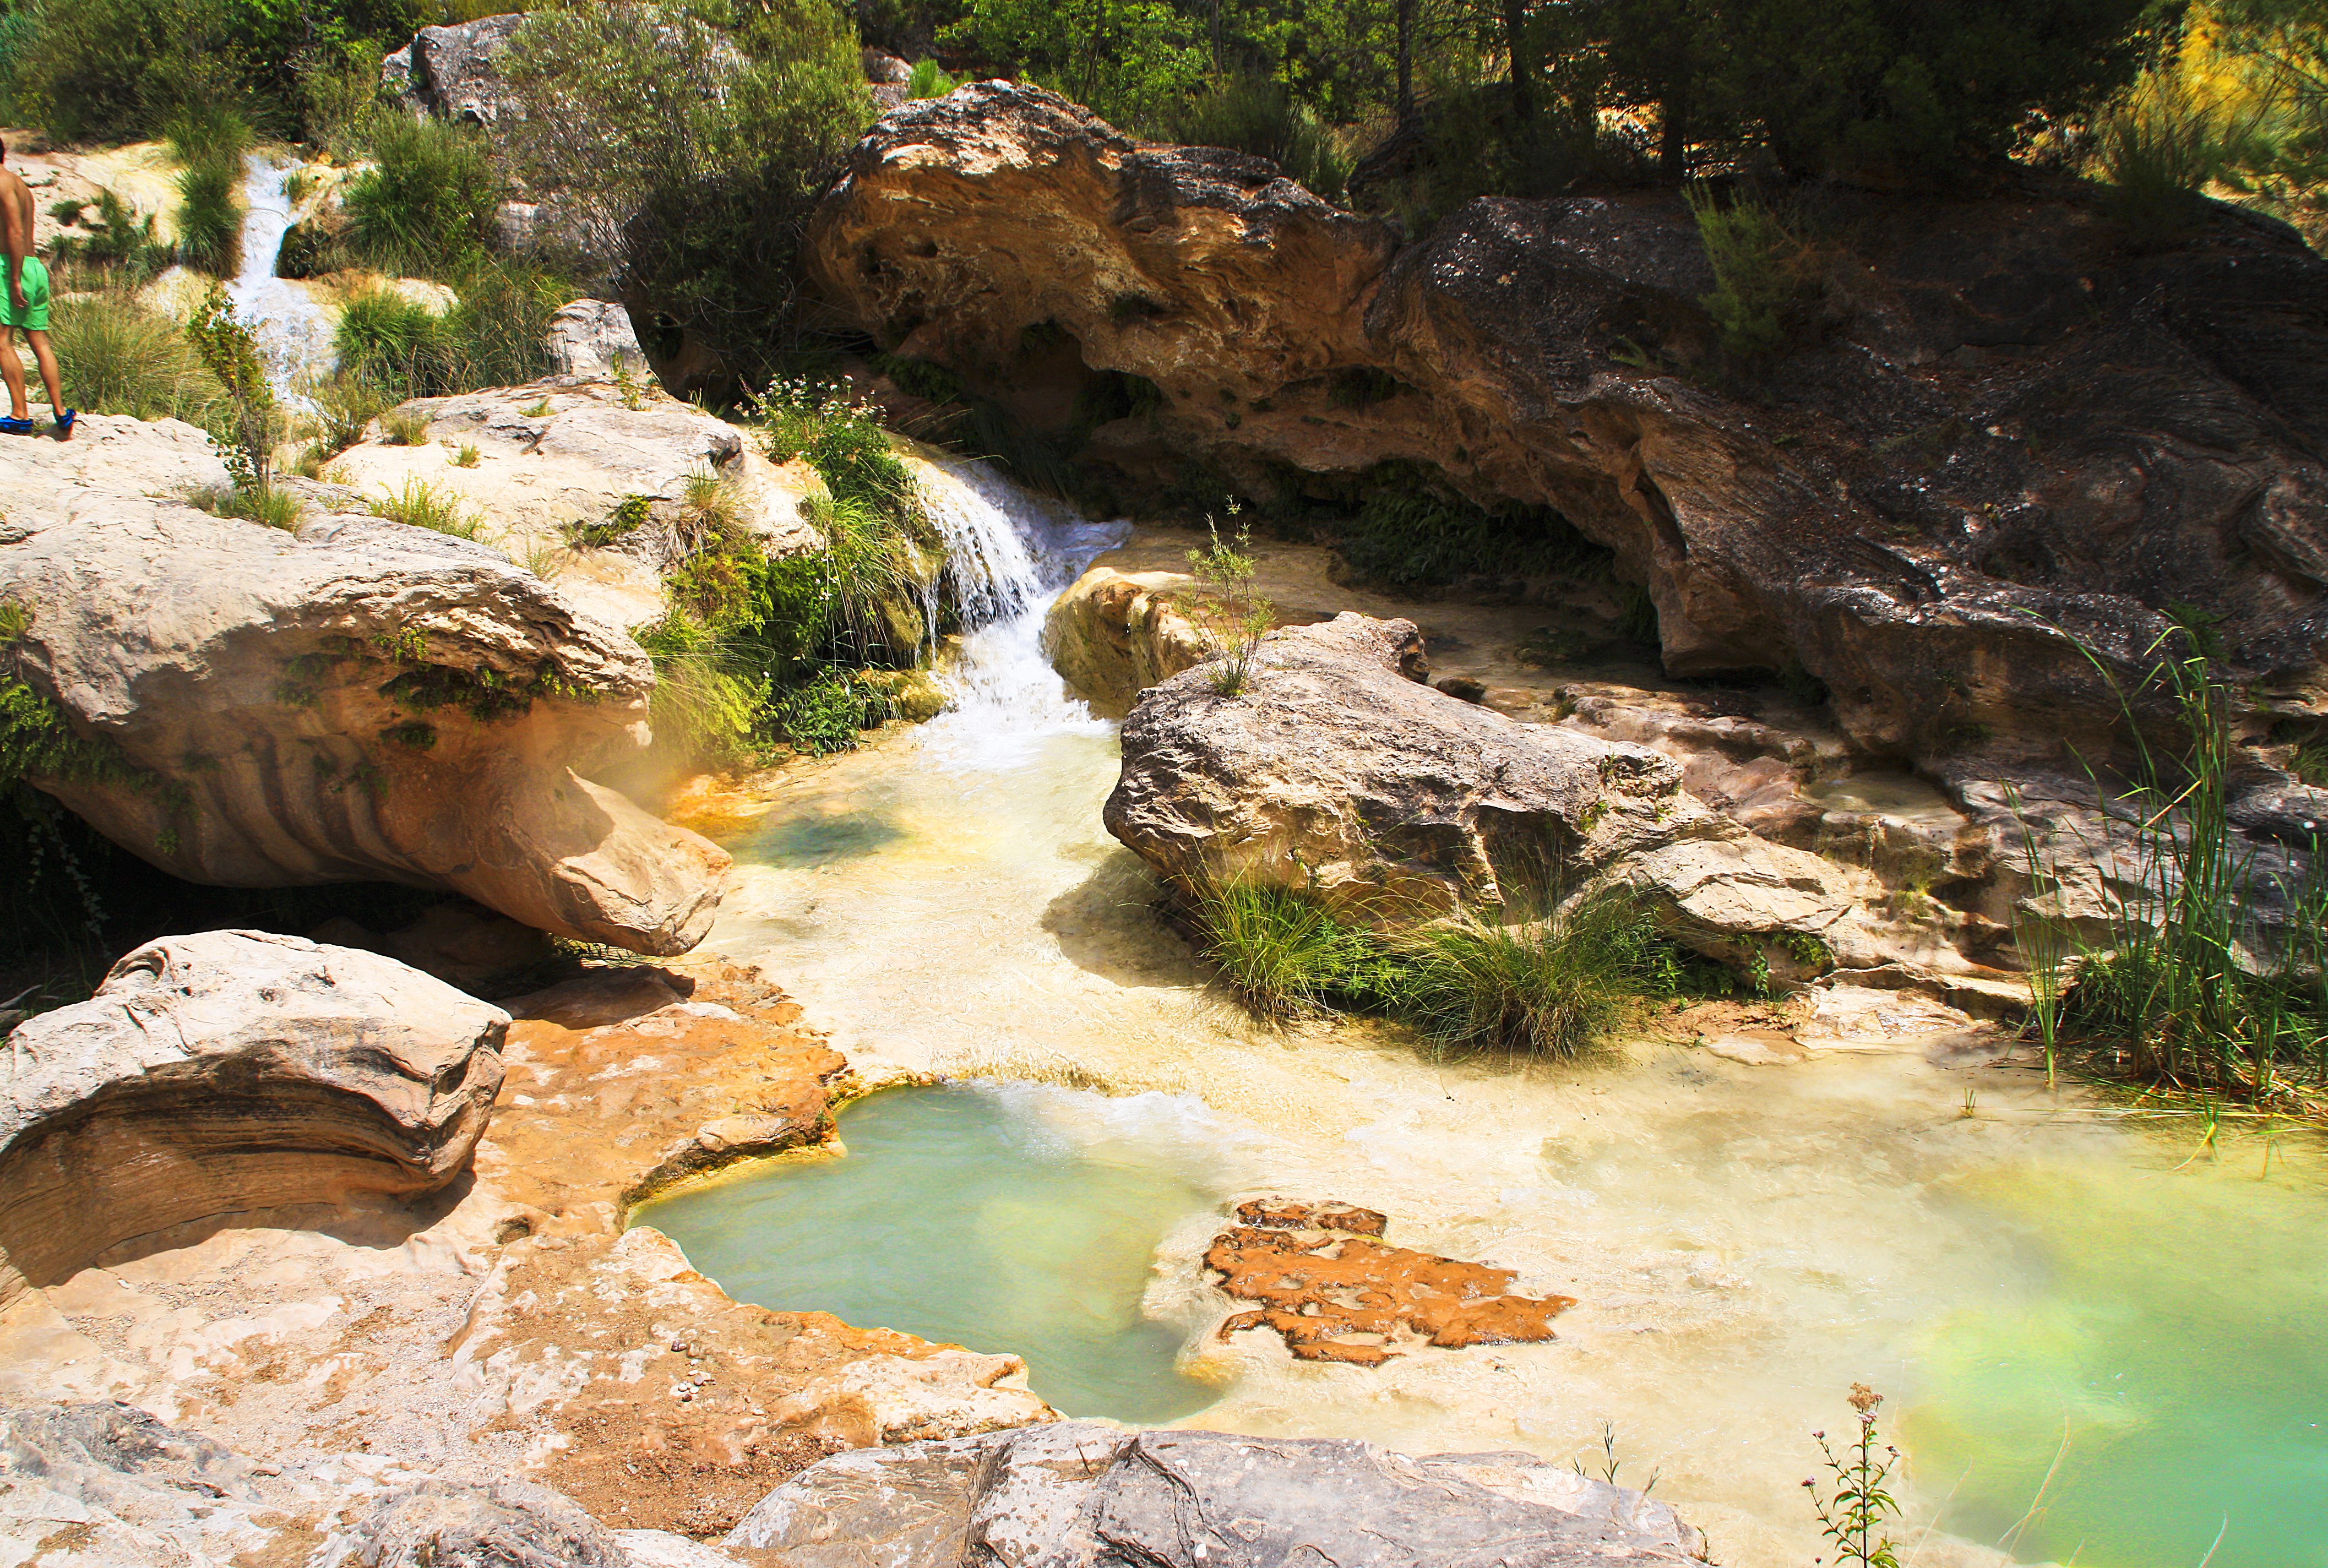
[0,166,32,266]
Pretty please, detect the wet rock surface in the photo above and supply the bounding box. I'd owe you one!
[726,1420,1705,1566]
[4,420,731,954]
[1207,1202,1575,1365]
[807,81,2328,770]
[0,932,505,1310]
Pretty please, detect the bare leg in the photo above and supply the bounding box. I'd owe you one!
[24,329,61,420]
[0,325,25,421]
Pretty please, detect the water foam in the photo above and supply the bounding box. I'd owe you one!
[225,154,336,397]
[910,454,1128,770]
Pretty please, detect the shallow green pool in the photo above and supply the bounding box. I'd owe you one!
[1907,1152,2328,1567]
[632,1083,1228,1424]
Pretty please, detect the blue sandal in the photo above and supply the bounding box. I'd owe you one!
[0,417,35,437]
[52,409,75,439]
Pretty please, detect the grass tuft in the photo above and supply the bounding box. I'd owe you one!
[369,478,481,539]
[379,407,431,446]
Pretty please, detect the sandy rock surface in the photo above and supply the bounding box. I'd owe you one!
[727,1420,1705,1566]
[3,417,728,954]
[329,377,824,634]
[0,932,507,1311]
[0,961,1054,1555]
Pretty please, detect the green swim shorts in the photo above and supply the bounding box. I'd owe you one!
[3,257,51,332]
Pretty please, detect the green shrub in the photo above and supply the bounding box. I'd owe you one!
[1685,184,1820,361]
[306,375,389,453]
[48,190,170,281]
[2093,77,2267,249]
[500,0,872,383]
[370,477,481,538]
[183,284,282,490]
[336,287,447,388]
[342,116,499,278]
[47,293,226,423]
[167,106,251,278]
[9,0,239,142]
[633,608,766,766]
[1189,879,1386,1017]
[379,407,431,445]
[906,56,953,98]
[765,666,887,754]
[335,264,569,401]
[1390,891,1681,1056]
[2029,635,2328,1105]
[751,377,915,513]
[1170,70,1351,199]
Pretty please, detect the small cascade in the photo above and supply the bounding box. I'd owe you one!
[225,154,336,396]
[911,455,1127,768]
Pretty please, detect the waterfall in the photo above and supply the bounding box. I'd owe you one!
[911,455,1127,769]
[225,154,335,396]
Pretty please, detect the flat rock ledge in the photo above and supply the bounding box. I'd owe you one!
[0,930,505,1310]
[4,418,730,954]
[1105,612,1862,970]
[727,1420,1706,1566]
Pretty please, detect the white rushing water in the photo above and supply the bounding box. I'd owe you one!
[225,154,335,395]
[910,454,1129,770]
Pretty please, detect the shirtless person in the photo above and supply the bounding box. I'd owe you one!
[1,137,74,438]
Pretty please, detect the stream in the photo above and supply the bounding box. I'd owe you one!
[638,461,2328,1568]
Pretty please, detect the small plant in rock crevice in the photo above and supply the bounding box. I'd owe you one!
[184,285,284,493]
[370,478,482,540]
[1803,1384,1902,1568]
[1685,183,1823,363]
[1184,503,1274,698]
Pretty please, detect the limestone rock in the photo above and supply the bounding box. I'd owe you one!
[806,81,2328,771]
[725,1422,1705,1567]
[382,13,529,124]
[1105,613,1857,960]
[2,434,729,953]
[760,1347,1057,1448]
[0,931,504,1308]
[330,377,824,633]
[1042,565,1209,718]
[322,1477,632,1567]
[548,298,650,378]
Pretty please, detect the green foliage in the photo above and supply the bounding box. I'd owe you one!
[333,264,569,401]
[766,666,890,753]
[1585,0,2160,181]
[942,0,1203,125]
[1183,508,1273,698]
[1336,467,1606,589]
[307,375,389,454]
[1186,877,1689,1053]
[47,190,171,281]
[378,406,431,445]
[342,116,499,277]
[1168,69,1350,197]
[906,55,954,97]
[1686,184,1820,361]
[194,481,304,529]
[1189,879,1386,1017]
[2022,630,2328,1107]
[2093,72,2268,247]
[45,292,227,423]
[369,477,481,538]
[633,607,766,766]
[1390,890,1683,1056]
[167,105,252,277]
[184,284,283,492]
[751,376,913,513]
[500,0,872,380]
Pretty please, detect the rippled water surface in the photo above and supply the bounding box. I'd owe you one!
[670,464,2328,1567]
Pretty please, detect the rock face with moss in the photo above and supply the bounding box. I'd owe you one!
[0,931,505,1310]
[1104,613,1859,970]
[3,424,730,952]
[807,82,2328,770]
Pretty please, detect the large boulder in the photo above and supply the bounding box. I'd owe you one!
[381,13,529,125]
[806,82,2328,772]
[1104,613,1856,961]
[1041,565,1209,718]
[725,1420,1705,1567]
[3,420,730,953]
[0,931,505,1308]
